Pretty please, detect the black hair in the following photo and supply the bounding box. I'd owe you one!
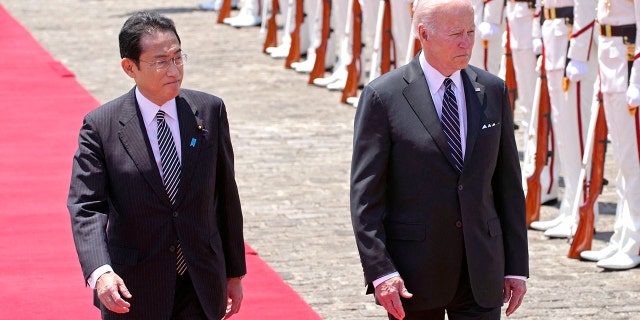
[118,11,181,65]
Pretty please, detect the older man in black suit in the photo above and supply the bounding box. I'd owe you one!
[350,0,529,319]
[67,11,246,319]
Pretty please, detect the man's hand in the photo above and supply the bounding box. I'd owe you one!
[222,277,243,319]
[532,38,543,55]
[478,22,500,41]
[96,271,132,313]
[565,60,589,83]
[503,278,526,317]
[626,83,640,107]
[375,276,413,320]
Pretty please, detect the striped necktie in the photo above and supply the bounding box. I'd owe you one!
[441,78,463,174]
[156,110,187,275]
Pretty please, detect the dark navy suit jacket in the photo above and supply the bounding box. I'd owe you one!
[350,57,529,310]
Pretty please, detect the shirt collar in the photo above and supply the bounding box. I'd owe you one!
[135,87,178,126]
[418,52,463,95]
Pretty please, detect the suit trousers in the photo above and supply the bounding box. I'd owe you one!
[388,257,501,320]
[171,271,208,320]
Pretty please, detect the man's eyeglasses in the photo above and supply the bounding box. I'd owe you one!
[139,53,188,71]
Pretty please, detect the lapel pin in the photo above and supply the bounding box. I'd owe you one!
[190,138,197,147]
[196,123,208,135]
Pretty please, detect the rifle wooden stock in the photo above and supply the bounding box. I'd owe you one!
[525,47,551,227]
[341,0,362,103]
[263,0,280,53]
[504,21,517,114]
[309,0,331,83]
[380,0,393,75]
[217,0,233,24]
[285,0,304,68]
[568,92,607,258]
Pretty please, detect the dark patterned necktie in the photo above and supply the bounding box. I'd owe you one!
[441,78,463,174]
[156,110,187,275]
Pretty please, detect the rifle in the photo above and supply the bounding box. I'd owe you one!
[503,20,518,115]
[217,0,233,24]
[525,45,552,227]
[341,0,362,103]
[567,90,607,258]
[367,0,394,81]
[285,0,304,68]
[380,0,394,75]
[308,0,331,83]
[263,0,280,53]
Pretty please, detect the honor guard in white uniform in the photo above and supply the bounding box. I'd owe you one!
[367,0,412,81]
[199,0,239,10]
[530,0,599,238]
[510,0,560,206]
[291,0,336,73]
[313,0,351,89]
[579,0,640,270]
[223,0,262,27]
[266,0,311,59]
[474,0,505,75]
[346,0,413,107]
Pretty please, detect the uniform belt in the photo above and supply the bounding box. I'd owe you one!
[599,24,636,40]
[543,7,573,21]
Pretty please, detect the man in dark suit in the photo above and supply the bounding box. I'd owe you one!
[350,0,529,319]
[67,11,246,319]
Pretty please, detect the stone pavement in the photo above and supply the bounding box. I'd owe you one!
[2,0,638,318]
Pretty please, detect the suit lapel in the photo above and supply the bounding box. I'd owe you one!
[461,67,485,167]
[117,89,170,206]
[402,57,460,172]
[173,93,203,208]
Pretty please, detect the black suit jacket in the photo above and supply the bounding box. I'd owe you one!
[350,57,529,310]
[67,87,246,319]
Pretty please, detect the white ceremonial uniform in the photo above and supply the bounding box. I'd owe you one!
[511,0,559,205]
[291,0,331,73]
[223,0,262,27]
[314,0,351,88]
[471,0,504,75]
[580,0,640,270]
[530,0,599,238]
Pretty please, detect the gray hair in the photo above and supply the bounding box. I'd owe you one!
[412,0,474,38]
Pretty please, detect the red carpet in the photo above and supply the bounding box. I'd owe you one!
[0,5,321,319]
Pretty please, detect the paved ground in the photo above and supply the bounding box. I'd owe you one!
[3,0,639,319]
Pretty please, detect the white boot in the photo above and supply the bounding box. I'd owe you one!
[596,252,640,270]
[580,244,618,262]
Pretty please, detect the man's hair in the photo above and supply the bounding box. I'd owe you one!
[118,11,181,63]
[412,0,473,38]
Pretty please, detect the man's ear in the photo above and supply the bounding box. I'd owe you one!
[121,58,136,79]
[417,25,428,41]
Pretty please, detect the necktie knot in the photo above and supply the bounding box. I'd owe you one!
[157,110,166,123]
[444,77,453,89]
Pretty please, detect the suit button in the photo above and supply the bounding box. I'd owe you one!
[173,211,178,217]
[455,221,463,228]
[169,245,176,252]
[458,185,463,191]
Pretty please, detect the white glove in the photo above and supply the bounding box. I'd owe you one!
[627,83,640,107]
[532,38,542,55]
[565,60,588,82]
[478,22,500,41]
